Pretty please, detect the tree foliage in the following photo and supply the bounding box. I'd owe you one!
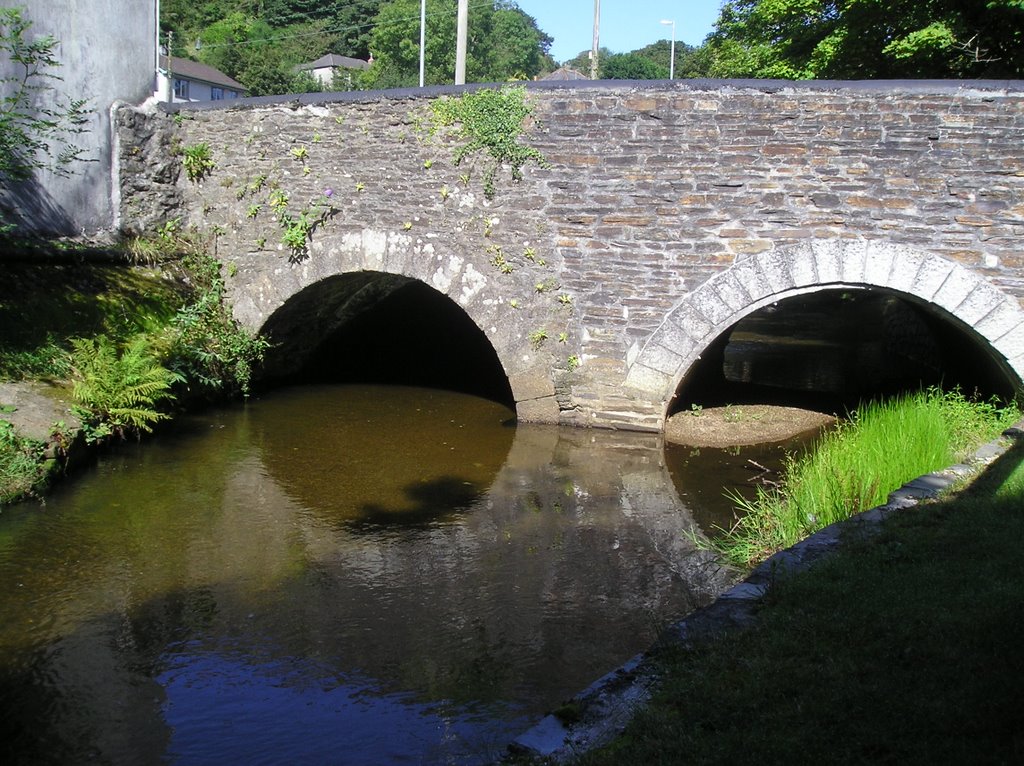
[160,0,553,95]
[631,40,713,79]
[601,53,669,80]
[706,0,1024,79]
[0,7,90,185]
[363,0,553,88]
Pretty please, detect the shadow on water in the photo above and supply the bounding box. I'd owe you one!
[357,476,486,525]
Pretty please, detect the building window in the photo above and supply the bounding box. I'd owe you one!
[226,91,238,99]
[211,87,224,100]
[173,78,189,101]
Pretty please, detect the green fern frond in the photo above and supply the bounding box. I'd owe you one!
[70,334,182,441]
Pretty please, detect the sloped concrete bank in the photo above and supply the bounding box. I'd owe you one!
[507,420,1024,763]
[0,382,87,492]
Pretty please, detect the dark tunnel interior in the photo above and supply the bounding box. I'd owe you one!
[264,278,515,409]
[670,289,1019,417]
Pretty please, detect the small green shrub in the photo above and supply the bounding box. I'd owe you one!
[169,251,269,398]
[182,142,215,182]
[0,419,47,505]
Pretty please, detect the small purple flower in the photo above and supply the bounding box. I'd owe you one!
[323,187,334,198]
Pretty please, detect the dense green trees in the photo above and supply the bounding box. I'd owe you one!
[160,0,553,95]
[158,0,1024,95]
[362,0,554,89]
[600,53,670,80]
[705,0,1024,79]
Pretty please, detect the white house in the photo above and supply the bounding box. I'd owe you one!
[296,54,370,90]
[157,55,246,103]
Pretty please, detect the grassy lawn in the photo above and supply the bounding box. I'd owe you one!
[577,440,1024,765]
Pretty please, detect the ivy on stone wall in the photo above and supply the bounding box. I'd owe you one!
[423,86,548,200]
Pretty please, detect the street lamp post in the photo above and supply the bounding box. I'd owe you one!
[660,19,675,80]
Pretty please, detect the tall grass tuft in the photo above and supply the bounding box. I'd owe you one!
[713,388,1018,567]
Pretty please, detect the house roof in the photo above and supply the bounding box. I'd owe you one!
[159,55,245,91]
[298,53,370,72]
[540,66,590,81]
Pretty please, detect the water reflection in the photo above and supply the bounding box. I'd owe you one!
[0,385,732,765]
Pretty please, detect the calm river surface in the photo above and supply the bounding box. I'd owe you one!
[0,385,794,765]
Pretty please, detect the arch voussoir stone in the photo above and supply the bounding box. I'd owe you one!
[913,255,959,301]
[977,299,1024,342]
[932,262,981,313]
[728,257,773,303]
[787,247,820,287]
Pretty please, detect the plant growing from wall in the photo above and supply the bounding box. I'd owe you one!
[266,187,340,262]
[182,142,216,182]
[425,86,548,200]
[528,328,548,349]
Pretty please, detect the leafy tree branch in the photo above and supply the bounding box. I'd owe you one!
[0,7,91,185]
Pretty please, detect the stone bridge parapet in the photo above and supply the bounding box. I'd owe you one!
[115,79,1024,430]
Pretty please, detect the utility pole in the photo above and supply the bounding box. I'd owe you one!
[590,0,600,80]
[455,0,468,85]
[166,29,174,102]
[419,0,426,87]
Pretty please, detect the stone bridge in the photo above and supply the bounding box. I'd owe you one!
[116,79,1024,430]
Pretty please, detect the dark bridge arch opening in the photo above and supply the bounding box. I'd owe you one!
[670,288,1019,418]
[258,273,515,408]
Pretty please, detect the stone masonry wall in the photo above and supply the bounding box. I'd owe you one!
[116,80,1024,429]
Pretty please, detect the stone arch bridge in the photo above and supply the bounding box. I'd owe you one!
[117,79,1024,430]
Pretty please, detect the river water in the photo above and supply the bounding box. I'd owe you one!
[0,385,795,765]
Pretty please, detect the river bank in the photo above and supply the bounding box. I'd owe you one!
[511,421,1024,763]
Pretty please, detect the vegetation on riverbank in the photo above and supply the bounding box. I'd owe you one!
[0,232,268,505]
[709,388,1020,568]
[576,439,1024,765]
[0,419,48,506]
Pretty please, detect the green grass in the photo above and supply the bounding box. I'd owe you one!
[576,442,1024,765]
[711,388,1018,567]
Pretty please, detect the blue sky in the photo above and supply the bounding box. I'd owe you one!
[514,1,725,64]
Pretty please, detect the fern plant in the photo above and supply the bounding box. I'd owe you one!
[70,334,183,442]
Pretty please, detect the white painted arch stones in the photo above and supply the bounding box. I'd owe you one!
[625,240,1024,425]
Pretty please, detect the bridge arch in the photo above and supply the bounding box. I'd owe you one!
[625,240,1024,423]
[234,229,558,418]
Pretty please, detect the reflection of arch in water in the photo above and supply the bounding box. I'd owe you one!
[627,241,1024,424]
[498,426,736,608]
[227,406,735,708]
[250,385,516,524]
